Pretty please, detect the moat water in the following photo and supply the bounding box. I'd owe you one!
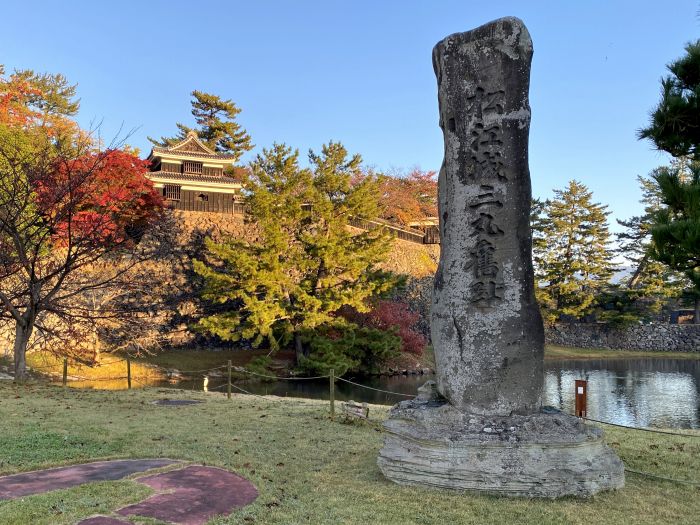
[72,358,700,429]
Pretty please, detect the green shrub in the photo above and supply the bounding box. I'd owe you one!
[246,355,275,382]
[298,321,400,377]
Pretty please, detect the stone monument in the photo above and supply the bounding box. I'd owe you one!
[377,17,625,498]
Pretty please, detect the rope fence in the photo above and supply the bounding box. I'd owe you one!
[624,467,700,487]
[583,417,700,439]
[233,366,330,381]
[336,376,414,397]
[20,357,700,436]
[11,356,700,488]
[160,365,228,374]
[22,357,700,436]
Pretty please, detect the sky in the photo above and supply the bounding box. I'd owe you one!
[1,1,698,229]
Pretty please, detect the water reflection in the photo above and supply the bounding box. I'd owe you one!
[69,358,700,429]
[226,374,430,406]
[544,359,700,429]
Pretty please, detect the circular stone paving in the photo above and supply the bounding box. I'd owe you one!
[151,399,203,406]
[0,460,258,525]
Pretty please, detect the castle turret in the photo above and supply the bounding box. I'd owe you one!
[146,131,243,213]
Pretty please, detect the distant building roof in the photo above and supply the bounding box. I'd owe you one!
[148,171,241,185]
[148,130,236,160]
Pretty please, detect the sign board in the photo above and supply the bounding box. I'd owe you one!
[341,400,369,420]
[575,380,587,418]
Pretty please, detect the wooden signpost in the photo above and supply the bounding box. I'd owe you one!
[575,380,587,418]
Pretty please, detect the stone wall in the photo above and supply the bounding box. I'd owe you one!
[382,240,439,278]
[545,323,700,352]
[392,275,700,353]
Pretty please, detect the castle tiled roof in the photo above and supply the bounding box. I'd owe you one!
[149,130,236,160]
[149,171,241,185]
[151,145,236,160]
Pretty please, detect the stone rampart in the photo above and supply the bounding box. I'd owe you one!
[545,323,700,352]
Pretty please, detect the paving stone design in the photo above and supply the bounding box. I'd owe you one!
[115,465,258,525]
[1,460,258,524]
[0,459,178,500]
[78,517,129,525]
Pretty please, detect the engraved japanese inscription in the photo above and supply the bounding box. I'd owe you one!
[466,184,504,308]
[431,17,544,415]
[378,18,625,499]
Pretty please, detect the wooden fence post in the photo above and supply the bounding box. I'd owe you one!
[127,358,131,389]
[227,360,232,400]
[329,368,335,420]
[62,358,68,387]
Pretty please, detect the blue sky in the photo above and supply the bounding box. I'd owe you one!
[1,1,697,228]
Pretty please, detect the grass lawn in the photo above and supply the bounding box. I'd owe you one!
[544,344,700,360]
[0,381,699,524]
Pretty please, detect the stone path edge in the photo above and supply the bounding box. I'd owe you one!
[0,458,184,500]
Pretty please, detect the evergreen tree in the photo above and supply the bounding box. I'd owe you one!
[535,180,616,322]
[638,39,700,322]
[616,162,689,300]
[10,69,79,123]
[148,90,253,163]
[193,142,400,369]
[639,40,700,160]
[530,197,550,303]
[648,163,700,323]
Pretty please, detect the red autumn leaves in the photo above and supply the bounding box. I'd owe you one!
[34,150,163,246]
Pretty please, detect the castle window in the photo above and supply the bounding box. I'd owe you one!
[162,162,179,173]
[183,161,203,174]
[203,166,223,177]
[163,184,181,201]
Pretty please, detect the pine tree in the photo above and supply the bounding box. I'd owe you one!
[530,197,549,301]
[148,91,253,163]
[638,40,700,160]
[637,40,700,323]
[607,170,684,323]
[616,162,689,300]
[649,163,700,323]
[193,142,400,369]
[535,180,616,322]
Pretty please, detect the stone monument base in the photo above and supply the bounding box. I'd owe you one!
[378,385,624,498]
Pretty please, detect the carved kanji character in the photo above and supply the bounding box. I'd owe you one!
[470,279,503,307]
[469,123,507,181]
[466,88,505,120]
[465,238,499,278]
[469,185,503,210]
[471,213,504,236]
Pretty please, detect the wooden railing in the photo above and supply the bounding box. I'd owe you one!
[176,202,441,245]
[348,218,429,244]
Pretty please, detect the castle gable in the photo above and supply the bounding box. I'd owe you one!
[170,132,215,155]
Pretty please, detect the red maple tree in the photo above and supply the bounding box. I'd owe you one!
[34,150,162,245]
[0,66,164,380]
[341,299,426,356]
